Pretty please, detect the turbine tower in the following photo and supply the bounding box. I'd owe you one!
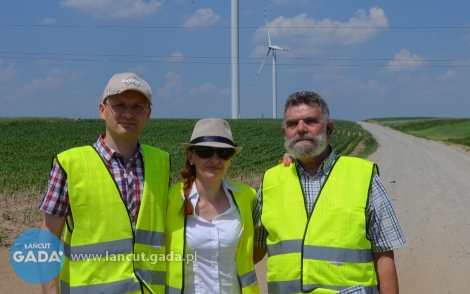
[192,0,240,119]
[252,5,290,119]
[231,0,239,119]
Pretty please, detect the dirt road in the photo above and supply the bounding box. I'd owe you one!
[2,122,470,293]
[359,122,470,293]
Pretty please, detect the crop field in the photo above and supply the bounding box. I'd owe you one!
[0,117,376,245]
[446,136,470,146]
[1,117,376,194]
[366,116,441,126]
[366,117,470,147]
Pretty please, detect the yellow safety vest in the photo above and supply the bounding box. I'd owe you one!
[57,144,169,294]
[165,182,259,294]
[262,156,378,294]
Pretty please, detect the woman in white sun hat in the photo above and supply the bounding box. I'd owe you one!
[165,118,259,294]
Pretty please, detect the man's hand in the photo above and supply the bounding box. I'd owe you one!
[278,153,294,166]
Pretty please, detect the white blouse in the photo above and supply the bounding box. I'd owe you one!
[183,180,243,294]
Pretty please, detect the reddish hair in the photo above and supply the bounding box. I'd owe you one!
[180,160,196,216]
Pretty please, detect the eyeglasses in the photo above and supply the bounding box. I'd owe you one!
[192,147,235,160]
[104,103,149,115]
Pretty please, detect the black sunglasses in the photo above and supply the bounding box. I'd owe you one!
[192,147,235,160]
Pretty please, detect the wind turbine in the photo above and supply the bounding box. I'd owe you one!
[192,0,240,119]
[252,5,290,119]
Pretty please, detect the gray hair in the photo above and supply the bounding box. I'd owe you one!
[283,91,330,123]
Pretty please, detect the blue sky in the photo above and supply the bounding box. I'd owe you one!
[1,0,470,121]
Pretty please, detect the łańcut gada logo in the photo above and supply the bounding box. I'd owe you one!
[10,229,65,284]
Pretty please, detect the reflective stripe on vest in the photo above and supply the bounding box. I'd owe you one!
[136,229,165,246]
[165,182,260,294]
[262,156,378,294]
[135,269,166,287]
[58,144,169,294]
[239,269,258,288]
[267,240,373,263]
[267,280,378,294]
[165,285,181,294]
[60,279,142,294]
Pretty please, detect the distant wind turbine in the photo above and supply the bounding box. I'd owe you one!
[252,5,290,119]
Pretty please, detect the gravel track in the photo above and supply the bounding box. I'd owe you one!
[359,122,470,293]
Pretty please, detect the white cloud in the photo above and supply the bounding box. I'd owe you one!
[60,0,163,19]
[4,68,83,102]
[127,65,146,74]
[251,7,389,57]
[183,8,221,28]
[438,70,458,81]
[21,68,83,94]
[0,60,17,82]
[387,49,426,71]
[171,52,184,60]
[189,83,215,95]
[162,52,184,63]
[39,18,57,25]
[156,71,182,100]
[22,76,61,95]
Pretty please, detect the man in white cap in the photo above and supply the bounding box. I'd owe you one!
[39,72,170,294]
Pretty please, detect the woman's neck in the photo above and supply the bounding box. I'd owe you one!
[195,178,224,202]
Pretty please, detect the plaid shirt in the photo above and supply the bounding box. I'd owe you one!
[253,150,406,253]
[39,134,144,228]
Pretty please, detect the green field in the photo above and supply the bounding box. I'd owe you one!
[366,116,441,126]
[1,117,377,195]
[366,117,470,146]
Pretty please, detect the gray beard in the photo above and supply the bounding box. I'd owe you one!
[284,132,328,160]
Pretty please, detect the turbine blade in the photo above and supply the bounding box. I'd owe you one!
[270,45,290,52]
[252,49,272,86]
[264,5,272,46]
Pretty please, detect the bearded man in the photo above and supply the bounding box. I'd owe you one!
[252,91,405,294]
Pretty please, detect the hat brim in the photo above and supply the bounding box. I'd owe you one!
[104,89,152,106]
[182,142,243,155]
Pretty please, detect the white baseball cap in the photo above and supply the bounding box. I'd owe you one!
[102,72,152,105]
